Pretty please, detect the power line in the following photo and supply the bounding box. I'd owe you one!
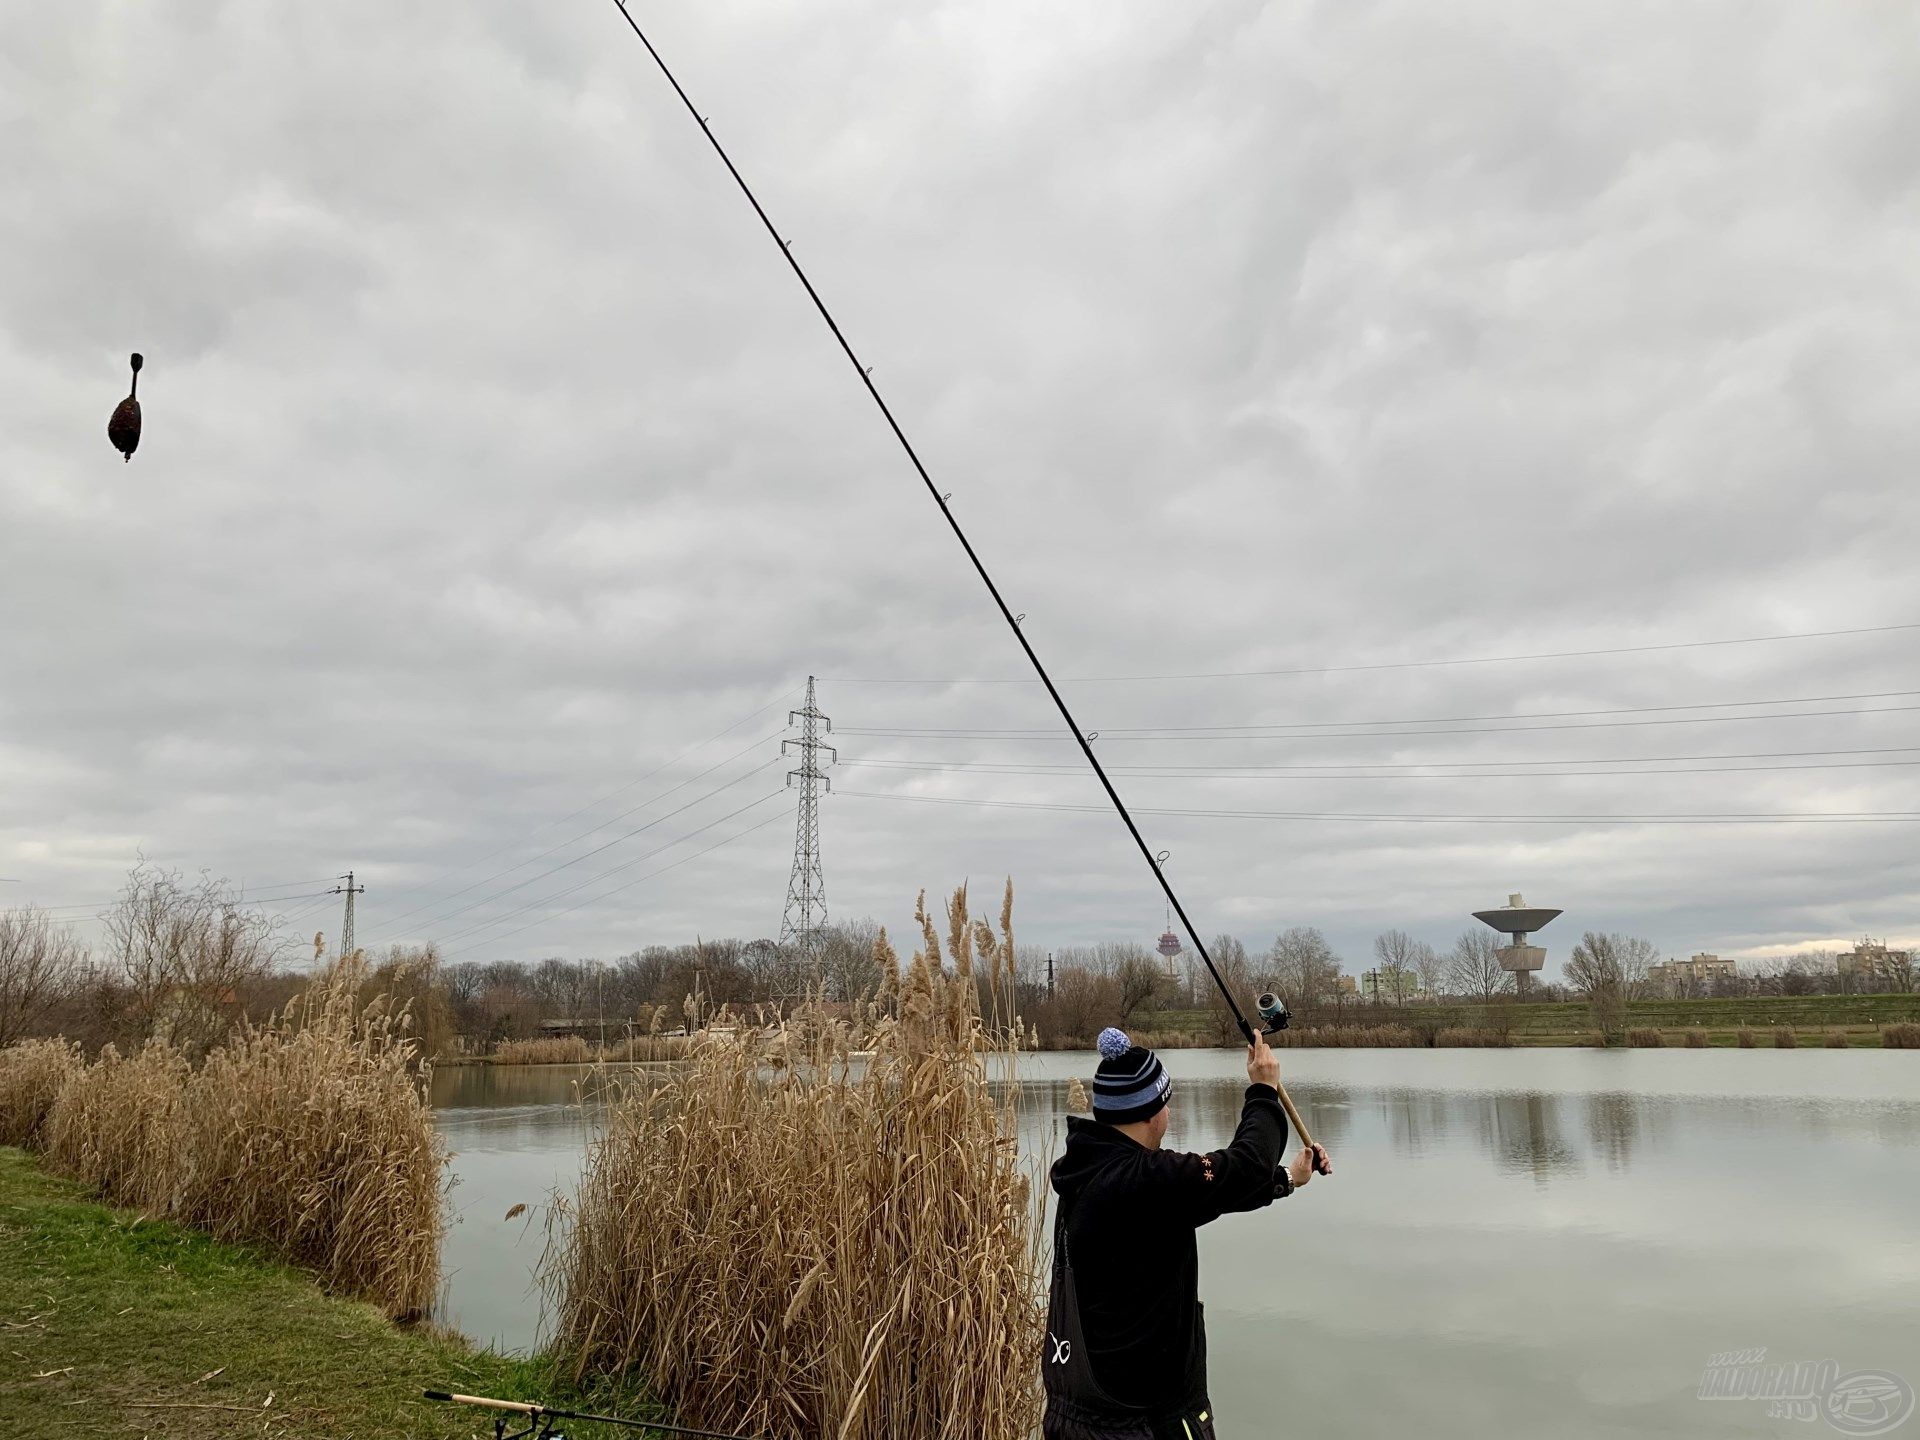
[444,801,796,959]
[837,789,1920,825]
[841,702,1920,743]
[372,682,802,914]
[839,756,1920,782]
[838,688,1920,737]
[434,790,793,951]
[820,620,1920,685]
[399,758,789,939]
[374,730,785,935]
[839,743,1920,772]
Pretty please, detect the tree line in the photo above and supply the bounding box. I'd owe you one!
[1,866,1910,1056]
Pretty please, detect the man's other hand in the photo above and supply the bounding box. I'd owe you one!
[1289,1143,1331,1186]
[1246,1033,1280,1091]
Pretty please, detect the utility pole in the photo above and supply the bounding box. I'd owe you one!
[778,676,835,980]
[331,870,365,960]
[1047,949,1055,996]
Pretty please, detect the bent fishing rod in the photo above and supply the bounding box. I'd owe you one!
[424,1390,771,1440]
[606,2,1324,1167]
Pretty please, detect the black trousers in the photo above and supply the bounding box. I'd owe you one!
[1043,1395,1219,1440]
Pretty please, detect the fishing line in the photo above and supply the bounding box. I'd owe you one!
[605,0,1262,1037]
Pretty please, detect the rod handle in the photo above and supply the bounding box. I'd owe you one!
[424,1392,538,1414]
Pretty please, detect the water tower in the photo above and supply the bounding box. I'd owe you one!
[1156,923,1183,980]
[1472,893,1561,996]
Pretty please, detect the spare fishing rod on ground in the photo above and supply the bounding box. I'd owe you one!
[423,1390,772,1440]
[605,0,1328,1171]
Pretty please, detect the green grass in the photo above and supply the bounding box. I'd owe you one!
[1137,992,1920,1046]
[0,1147,652,1438]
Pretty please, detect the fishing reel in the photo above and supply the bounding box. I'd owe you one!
[1256,992,1291,1038]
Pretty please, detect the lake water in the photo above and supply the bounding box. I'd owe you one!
[432,1050,1920,1438]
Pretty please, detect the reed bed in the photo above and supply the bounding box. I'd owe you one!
[1774,1026,1799,1049]
[1737,1028,1758,1048]
[0,1038,81,1147]
[1267,1024,1417,1047]
[1882,1022,1920,1049]
[1824,1029,1850,1049]
[549,882,1043,1440]
[25,963,444,1317]
[493,1035,593,1065]
[491,1034,693,1065]
[1627,1028,1665,1048]
[1432,1027,1512,1047]
[1684,1029,1709,1049]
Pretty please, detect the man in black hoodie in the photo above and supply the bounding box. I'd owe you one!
[1043,1026,1328,1440]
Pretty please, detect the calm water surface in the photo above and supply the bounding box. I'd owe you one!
[432,1050,1920,1439]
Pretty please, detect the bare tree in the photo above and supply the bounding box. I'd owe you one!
[1565,931,1653,1044]
[104,863,287,1055]
[1202,935,1252,1043]
[1265,926,1342,1007]
[1410,940,1446,1002]
[0,906,85,1047]
[1370,931,1423,1004]
[1114,951,1167,1023]
[1448,928,1511,1007]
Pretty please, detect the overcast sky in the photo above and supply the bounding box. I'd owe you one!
[4,1,1918,979]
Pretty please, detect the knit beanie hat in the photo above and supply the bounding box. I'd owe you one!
[1092,1027,1170,1124]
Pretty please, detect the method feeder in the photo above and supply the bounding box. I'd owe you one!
[605,2,1328,1174]
[423,1390,770,1440]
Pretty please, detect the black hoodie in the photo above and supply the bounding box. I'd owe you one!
[1047,1085,1287,1418]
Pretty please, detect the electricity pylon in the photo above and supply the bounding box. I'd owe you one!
[331,870,365,960]
[778,677,834,978]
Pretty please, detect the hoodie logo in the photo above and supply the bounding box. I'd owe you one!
[1048,1333,1072,1365]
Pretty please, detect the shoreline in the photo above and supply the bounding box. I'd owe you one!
[0,1147,647,1439]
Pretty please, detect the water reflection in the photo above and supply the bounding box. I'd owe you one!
[432,1050,1920,1440]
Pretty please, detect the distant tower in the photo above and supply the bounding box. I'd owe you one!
[1473,892,1561,996]
[331,870,365,960]
[778,677,835,971]
[1156,914,1183,980]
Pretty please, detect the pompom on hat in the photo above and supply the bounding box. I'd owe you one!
[1092,1027,1171,1125]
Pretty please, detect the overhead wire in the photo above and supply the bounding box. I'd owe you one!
[373,681,803,915]
[839,756,1920,781]
[392,754,789,940]
[840,702,1920,743]
[837,688,1920,738]
[820,620,1920,684]
[837,790,1920,825]
[442,798,797,958]
[375,728,787,936]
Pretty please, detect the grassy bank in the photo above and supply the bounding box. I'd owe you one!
[1130,992,1920,1047]
[0,1146,653,1438]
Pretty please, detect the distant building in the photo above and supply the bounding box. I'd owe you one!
[1836,938,1913,988]
[1361,967,1423,1003]
[1647,953,1737,994]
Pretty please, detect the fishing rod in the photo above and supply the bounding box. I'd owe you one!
[423,1390,771,1440]
[604,3,1326,1168]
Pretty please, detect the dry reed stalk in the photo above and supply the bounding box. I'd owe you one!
[1627,1028,1665,1048]
[549,880,1043,1440]
[1882,1022,1920,1049]
[1774,1027,1799,1049]
[1737,1028,1758,1048]
[493,1035,594,1065]
[35,962,445,1317]
[1684,1030,1708,1049]
[168,962,446,1317]
[43,1040,191,1208]
[1433,1028,1511,1048]
[1824,1029,1850,1049]
[0,1039,82,1147]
